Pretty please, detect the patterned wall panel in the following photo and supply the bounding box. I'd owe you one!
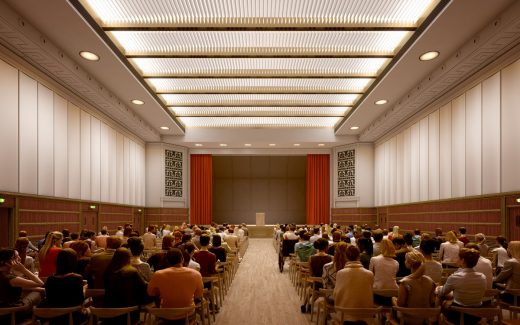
[337,149,356,197]
[164,149,183,198]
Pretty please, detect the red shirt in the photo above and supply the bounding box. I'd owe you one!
[39,247,62,277]
[193,250,216,277]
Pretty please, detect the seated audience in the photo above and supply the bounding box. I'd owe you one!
[183,242,201,271]
[142,225,157,250]
[439,231,463,265]
[394,237,412,278]
[193,234,217,278]
[458,227,469,245]
[466,243,493,296]
[475,233,489,258]
[148,235,175,271]
[369,239,398,306]
[393,250,436,325]
[309,228,321,243]
[95,228,109,249]
[128,237,153,281]
[14,236,35,272]
[310,238,332,277]
[104,248,151,324]
[38,231,63,277]
[209,235,227,263]
[333,245,375,324]
[419,239,442,283]
[493,236,509,274]
[69,240,91,275]
[224,229,239,251]
[436,248,487,324]
[283,225,299,240]
[494,241,520,304]
[322,242,348,289]
[0,248,43,322]
[295,232,316,262]
[357,237,373,269]
[412,229,422,248]
[39,249,86,325]
[85,236,122,288]
[372,230,383,256]
[326,231,342,256]
[62,232,79,249]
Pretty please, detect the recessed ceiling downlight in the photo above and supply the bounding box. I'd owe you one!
[419,51,440,61]
[160,126,169,130]
[375,99,388,105]
[131,99,144,105]
[79,51,100,61]
[195,144,203,147]
[350,126,360,130]
[244,144,252,147]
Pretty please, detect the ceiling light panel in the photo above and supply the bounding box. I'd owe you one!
[109,31,411,56]
[81,0,439,28]
[178,117,342,128]
[161,94,359,106]
[171,107,350,117]
[147,78,374,93]
[131,58,389,77]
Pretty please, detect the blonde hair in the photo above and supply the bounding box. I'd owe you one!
[39,231,63,259]
[380,239,396,258]
[405,250,426,279]
[445,231,458,244]
[508,241,520,260]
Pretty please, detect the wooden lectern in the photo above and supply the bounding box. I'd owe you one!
[255,213,265,226]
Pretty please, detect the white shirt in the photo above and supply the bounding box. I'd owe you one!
[423,260,443,283]
[439,241,462,263]
[310,235,320,243]
[438,268,486,306]
[493,247,508,268]
[369,255,399,290]
[142,232,157,250]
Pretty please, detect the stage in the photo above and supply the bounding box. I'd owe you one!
[246,225,275,238]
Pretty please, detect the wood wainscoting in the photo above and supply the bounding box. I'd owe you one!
[331,208,377,227]
[144,208,189,228]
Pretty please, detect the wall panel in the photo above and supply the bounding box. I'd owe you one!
[37,84,54,196]
[383,142,390,205]
[402,128,411,202]
[67,103,81,199]
[410,123,420,202]
[465,84,482,196]
[428,111,440,200]
[108,128,117,202]
[129,141,136,205]
[451,94,466,198]
[53,94,68,197]
[482,73,501,194]
[100,122,109,202]
[116,132,124,204]
[501,60,520,192]
[396,133,404,204]
[0,60,18,192]
[18,73,38,194]
[90,117,101,201]
[123,137,131,204]
[389,137,397,205]
[419,117,429,201]
[80,111,91,200]
[439,103,452,199]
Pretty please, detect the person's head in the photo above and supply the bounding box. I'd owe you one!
[392,237,405,249]
[380,239,396,258]
[313,228,320,235]
[212,235,222,247]
[508,241,520,260]
[166,248,184,267]
[181,234,192,243]
[100,229,108,235]
[334,242,348,270]
[392,226,400,237]
[0,249,16,270]
[332,231,341,243]
[445,231,458,244]
[373,231,383,243]
[414,229,421,236]
[459,248,480,268]
[419,239,437,257]
[405,250,426,278]
[184,242,196,255]
[465,243,479,251]
[123,227,133,237]
[435,228,443,236]
[107,248,132,273]
[200,234,211,247]
[459,227,467,235]
[497,236,508,249]
[41,231,63,257]
[475,233,486,244]
[173,231,183,242]
[106,236,122,250]
[70,233,79,240]
[55,249,78,275]
[314,238,329,252]
[162,235,175,250]
[345,245,360,262]
[147,225,156,233]
[18,230,28,237]
[14,237,29,263]
[302,232,311,242]
[70,240,89,258]
[127,237,144,257]
[61,229,70,238]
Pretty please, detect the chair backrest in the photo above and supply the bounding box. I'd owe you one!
[89,306,138,325]
[392,306,441,325]
[282,239,298,257]
[373,289,399,297]
[449,306,502,325]
[32,305,83,325]
[147,307,196,325]
[334,306,383,322]
[0,305,28,325]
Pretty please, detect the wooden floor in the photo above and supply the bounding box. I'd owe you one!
[215,238,311,325]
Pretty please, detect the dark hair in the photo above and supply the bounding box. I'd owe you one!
[465,243,479,251]
[62,229,70,238]
[181,234,192,243]
[212,235,222,247]
[497,236,508,249]
[302,232,311,241]
[14,237,29,264]
[345,245,360,262]
[357,238,373,255]
[0,248,15,266]
[106,236,122,250]
[313,228,320,235]
[200,234,211,247]
[183,242,196,254]
[127,237,144,257]
[162,236,175,250]
[70,240,89,257]
[70,233,79,240]
[459,248,480,268]
[314,238,329,251]
[419,239,437,256]
[123,227,133,237]
[332,231,341,242]
[166,248,184,266]
[106,248,132,273]
[373,232,383,242]
[55,248,78,275]
[100,229,108,235]
[403,233,413,246]
[18,230,28,237]
[459,227,467,235]
[414,229,421,235]
[392,238,405,247]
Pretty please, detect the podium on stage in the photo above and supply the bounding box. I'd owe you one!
[255,212,265,226]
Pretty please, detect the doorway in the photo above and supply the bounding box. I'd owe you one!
[0,207,13,247]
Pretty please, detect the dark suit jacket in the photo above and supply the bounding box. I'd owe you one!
[495,258,520,289]
[84,250,115,288]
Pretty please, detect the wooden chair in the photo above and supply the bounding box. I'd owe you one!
[146,307,196,325]
[32,305,87,325]
[0,305,29,325]
[333,306,383,324]
[388,306,441,325]
[278,239,298,273]
[503,306,520,325]
[448,305,503,325]
[304,277,323,321]
[499,289,520,318]
[89,306,139,325]
[84,289,105,307]
[315,289,333,325]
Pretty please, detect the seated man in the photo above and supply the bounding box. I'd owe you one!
[148,248,204,324]
[84,236,122,288]
[295,232,316,262]
[436,248,487,324]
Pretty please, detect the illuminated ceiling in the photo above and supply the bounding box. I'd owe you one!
[71,0,445,129]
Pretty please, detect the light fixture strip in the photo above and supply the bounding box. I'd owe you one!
[170,106,350,117]
[178,116,342,128]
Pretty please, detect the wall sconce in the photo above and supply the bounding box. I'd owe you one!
[0,198,5,204]
[138,209,142,212]
[516,198,520,203]
[89,205,96,209]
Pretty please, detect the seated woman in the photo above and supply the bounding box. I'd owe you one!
[127,237,153,281]
[420,239,443,283]
[357,237,373,270]
[209,235,227,263]
[39,249,86,325]
[494,241,520,304]
[369,239,398,306]
[439,231,463,266]
[148,235,175,271]
[69,240,91,276]
[393,250,436,325]
[436,248,487,324]
[322,242,347,289]
[333,245,375,324]
[104,248,151,324]
[302,238,332,313]
[14,237,35,272]
[492,236,509,275]
[0,249,43,322]
[182,242,201,271]
[38,231,63,277]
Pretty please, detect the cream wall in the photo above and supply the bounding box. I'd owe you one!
[0,58,145,206]
[374,58,520,206]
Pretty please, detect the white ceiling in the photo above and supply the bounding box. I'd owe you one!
[1,0,517,149]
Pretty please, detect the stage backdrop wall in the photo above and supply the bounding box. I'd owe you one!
[213,156,306,225]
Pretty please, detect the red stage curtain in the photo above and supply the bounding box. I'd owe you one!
[190,154,212,225]
[306,154,330,224]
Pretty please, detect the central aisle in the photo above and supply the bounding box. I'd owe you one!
[215,238,310,325]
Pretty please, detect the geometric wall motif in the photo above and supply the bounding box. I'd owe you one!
[337,149,356,197]
[164,149,183,197]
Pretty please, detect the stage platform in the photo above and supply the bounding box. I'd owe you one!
[246,225,275,238]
